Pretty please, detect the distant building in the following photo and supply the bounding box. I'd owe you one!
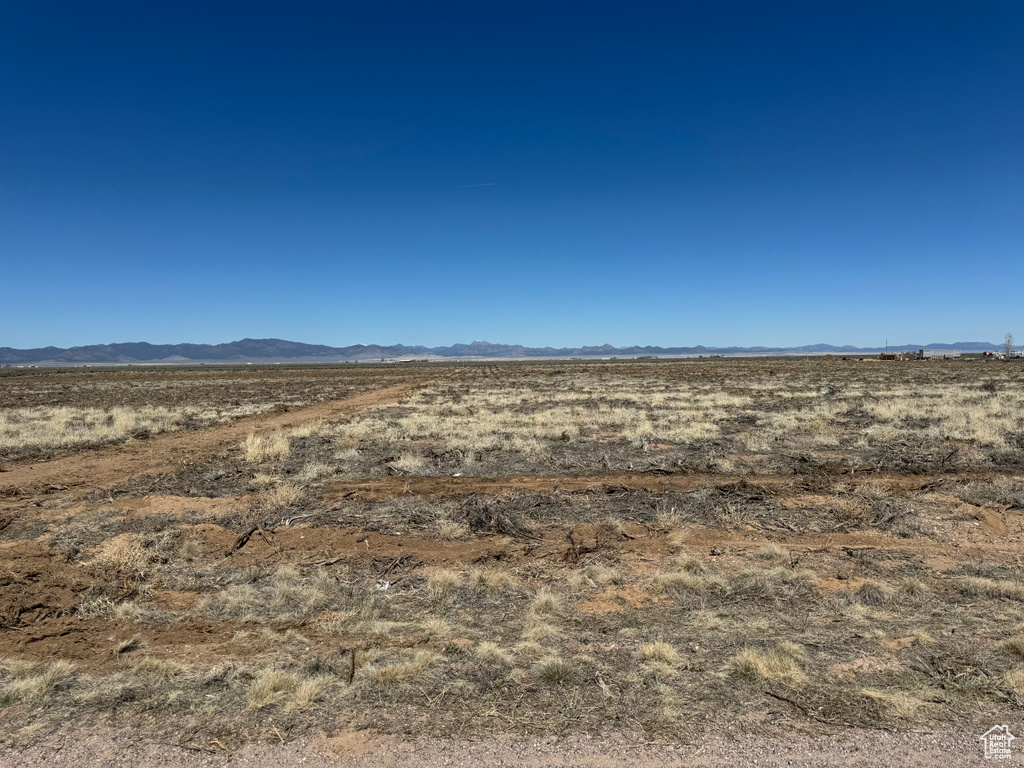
[878,352,906,361]
[917,349,961,359]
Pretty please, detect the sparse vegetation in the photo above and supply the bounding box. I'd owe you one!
[3,359,1024,750]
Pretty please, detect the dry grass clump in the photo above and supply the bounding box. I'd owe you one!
[855,579,897,606]
[391,453,429,474]
[1001,638,1024,659]
[288,419,328,439]
[1003,667,1024,696]
[656,570,728,599]
[859,688,923,720]
[729,643,807,685]
[0,659,76,702]
[437,518,470,541]
[259,481,304,508]
[196,567,333,622]
[296,460,332,482]
[755,542,792,567]
[114,634,146,656]
[640,642,683,667]
[730,567,818,600]
[372,650,440,686]
[568,563,626,589]
[535,656,576,686]
[244,432,290,463]
[523,615,562,644]
[131,657,188,681]
[469,568,519,594]
[957,477,1024,508]
[427,569,462,596]
[247,669,303,709]
[962,577,1024,602]
[335,375,735,457]
[530,588,562,616]
[476,642,514,665]
[87,534,158,578]
[900,577,930,599]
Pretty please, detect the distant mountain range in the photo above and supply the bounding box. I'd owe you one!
[0,338,1004,365]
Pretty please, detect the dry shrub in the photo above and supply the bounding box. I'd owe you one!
[244,432,290,463]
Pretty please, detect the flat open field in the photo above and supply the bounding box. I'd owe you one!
[2,358,1024,764]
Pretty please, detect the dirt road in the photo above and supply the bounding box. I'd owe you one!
[0,728,993,767]
[0,381,423,499]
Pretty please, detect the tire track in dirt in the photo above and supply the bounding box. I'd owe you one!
[0,380,427,499]
[324,469,992,501]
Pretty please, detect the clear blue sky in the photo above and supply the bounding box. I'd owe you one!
[2,1,1021,349]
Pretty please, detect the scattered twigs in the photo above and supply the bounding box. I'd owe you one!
[211,737,233,760]
[228,525,275,556]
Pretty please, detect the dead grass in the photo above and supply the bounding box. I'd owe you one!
[728,643,807,686]
[0,404,266,456]
[962,577,1024,602]
[0,659,76,702]
[640,642,683,667]
[372,650,440,686]
[8,361,1024,746]
[535,656,576,685]
[244,432,291,463]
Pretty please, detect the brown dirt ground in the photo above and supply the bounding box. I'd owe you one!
[0,381,427,500]
[3,366,1024,761]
